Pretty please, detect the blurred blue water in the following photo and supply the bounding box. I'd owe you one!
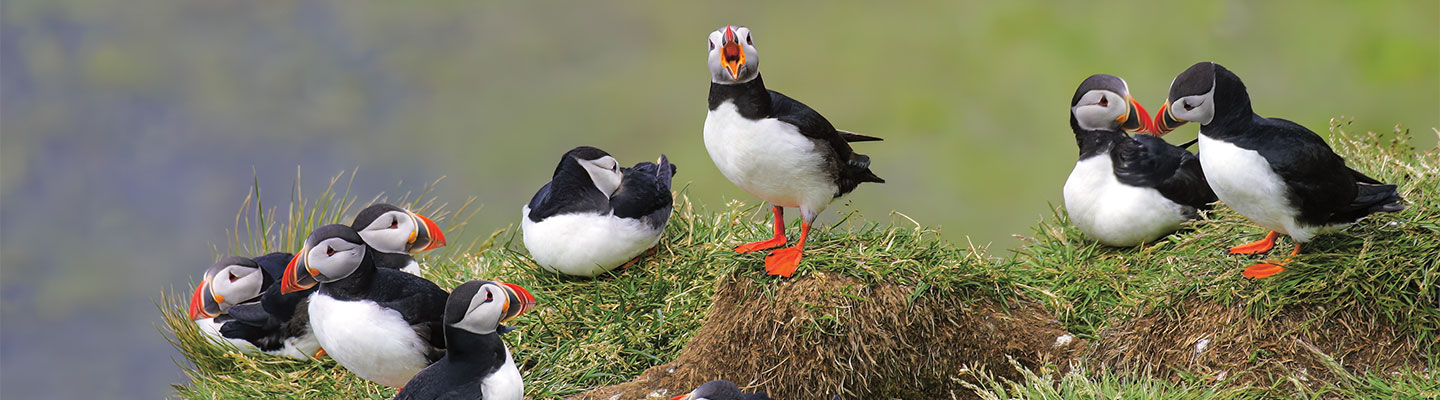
[2,1,1436,398]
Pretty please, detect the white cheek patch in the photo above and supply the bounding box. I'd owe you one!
[1072,91,1124,131]
[580,156,623,197]
[1172,91,1216,125]
[357,211,415,254]
[212,266,263,304]
[308,239,365,282]
[454,286,504,335]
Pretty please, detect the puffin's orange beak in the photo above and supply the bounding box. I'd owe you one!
[1154,99,1187,135]
[410,212,446,253]
[499,282,536,323]
[668,392,693,400]
[187,281,216,320]
[720,26,745,80]
[280,249,318,294]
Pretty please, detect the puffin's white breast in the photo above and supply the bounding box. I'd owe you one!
[521,206,663,277]
[195,317,259,353]
[1196,133,1328,241]
[1063,155,1191,246]
[481,343,524,400]
[308,294,432,387]
[704,102,838,213]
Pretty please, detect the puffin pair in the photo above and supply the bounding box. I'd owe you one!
[395,280,536,400]
[1063,74,1217,246]
[278,204,451,387]
[188,252,290,353]
[703,25,883,277]
[522,146,676,277]
[1155,62,1405,278]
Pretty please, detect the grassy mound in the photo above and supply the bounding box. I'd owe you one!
[163,121,1438,399]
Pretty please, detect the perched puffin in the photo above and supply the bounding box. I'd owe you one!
[188,253,286,351]
[217,272,322,360]
[521,146,676,277]
[703,25,883,277]
[668,380,773,400]
[395,280,537,400]
[1155,61,1405,278]
[280,224,449,387]
[1063,74,1217,246]
[351,203,447,275]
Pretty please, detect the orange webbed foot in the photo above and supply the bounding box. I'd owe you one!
[764,246,803,277]
[1242,262,1285,279]
[1229,231,1279,254]
[735,237,787,253]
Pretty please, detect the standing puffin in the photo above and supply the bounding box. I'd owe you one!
[395,280,537,400]
[668,380,773,400]
[280,224,449,387]
[703,25,883,277]
[1155,62,1405,278]
[1063,74,1217,246]
[522,146,676,277]
[188,253,286,351]
[351,203,447,275]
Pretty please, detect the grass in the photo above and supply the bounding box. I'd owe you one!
[163,122,1439,399]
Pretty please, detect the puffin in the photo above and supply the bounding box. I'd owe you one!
[1063,74,1217,246]
[394,280,537,400]
[188,253,287,351]
[521,146,676,277]
[1154,61,1405,278]
[216,271,322,360]
[668,380,773,400]
[350,203,447,275]
[280,224,449,387]
[703,25,883,277]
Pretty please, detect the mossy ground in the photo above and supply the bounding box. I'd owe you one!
[164,122,1438,399]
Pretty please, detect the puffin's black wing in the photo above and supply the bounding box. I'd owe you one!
[526,178,610,222]
[252,252,293,282]
[610,156,676,231]
[767,90,884,194]
[1112,134,1218,210]
[1249,117,1403,225]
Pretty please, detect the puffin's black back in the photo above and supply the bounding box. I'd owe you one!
[252,251,292,289]
[611,156,677,230]
[526,147,613,221]
[1112,134,1218,211]
[1195,63,1403,225]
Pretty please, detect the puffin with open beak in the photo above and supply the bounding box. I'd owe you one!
[703,25,884,277]
[669,380,773,400]
[1155,61,1405,278]
[280,224,449,388]
[1062,74,1217,247]
[394,280,537,400]
[522,146,677,277]
[351,203,447,275]
[188,254,284,351]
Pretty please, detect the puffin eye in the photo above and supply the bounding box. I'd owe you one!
[326,246,336,256]
[708,41,715,50]
[484,291,494,303]
[1098,96,1108,107]
[1183,101,1195,111]
[745,35,752,45]
[389,216,399,229]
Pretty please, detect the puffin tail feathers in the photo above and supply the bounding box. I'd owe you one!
[837,130,883,143]
[1329,182,1405,224]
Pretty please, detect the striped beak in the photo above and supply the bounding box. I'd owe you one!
[406,211,447,253]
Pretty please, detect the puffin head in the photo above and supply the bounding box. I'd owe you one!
[557,146,624,198]
[668,380,747,400]
[1155,61,1223,134]
[445,280,536,335]
[351,203,447,255]
[1070,74,1154,135]
[188,256,266,320]
[280,224,368,294]
[707,25,759,84]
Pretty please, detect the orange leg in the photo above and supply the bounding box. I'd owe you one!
[313,347,327,359]
[1242,243,1300,279]
[1229,231,1279,254]
[735,206,788,253]
[764,221,809,278]
[618,245,659,270]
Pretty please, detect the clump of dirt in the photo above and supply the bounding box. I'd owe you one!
[1091,298,1427,386]
[573,272,1080,400]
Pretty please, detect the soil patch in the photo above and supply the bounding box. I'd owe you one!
[573,272,1079,399]
[1092,298,1428,386]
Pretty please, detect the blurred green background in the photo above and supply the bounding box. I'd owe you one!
[1,0,1435,398]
